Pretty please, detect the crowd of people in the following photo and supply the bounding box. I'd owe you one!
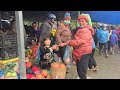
[24,12,120,79]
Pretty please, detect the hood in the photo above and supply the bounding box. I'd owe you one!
[85,25,94,35]
[112,30,116,34]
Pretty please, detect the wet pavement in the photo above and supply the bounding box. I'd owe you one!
[32,48,120,79]
[87,53,120,79]
[65,48,120,79]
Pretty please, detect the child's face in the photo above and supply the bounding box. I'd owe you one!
[32,24,38,29]
[44,38,51,46]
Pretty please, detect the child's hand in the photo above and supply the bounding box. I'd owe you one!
[55,45,59,51]
[52,45,57,50]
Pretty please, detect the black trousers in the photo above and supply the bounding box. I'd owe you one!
[99,42,108,52]
[108,41,110,52]
[94,37,98,46]
[118,41,120,49]
[88,49,97,69]
[77,54,90,79]
[58,46,66,61]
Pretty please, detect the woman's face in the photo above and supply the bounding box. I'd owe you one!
[64,19,71,25]
[51,19,55,23]
[44,38,51,46]
[78,19,88,28]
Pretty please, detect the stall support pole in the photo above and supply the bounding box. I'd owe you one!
[15,11,26,79]
[77,11,80,27]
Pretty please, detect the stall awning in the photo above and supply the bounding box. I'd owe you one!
[81,11,120,24]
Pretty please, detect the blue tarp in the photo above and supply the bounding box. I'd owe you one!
[81,11,120,24]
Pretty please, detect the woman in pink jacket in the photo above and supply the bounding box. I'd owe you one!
[59,14,94,79]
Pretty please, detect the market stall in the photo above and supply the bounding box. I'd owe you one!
[0,11,75,79]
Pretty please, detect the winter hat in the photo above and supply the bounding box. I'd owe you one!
[64,12,71,20]
[82,14,92,27]
[48,13,56,20]
[78,15,88,22]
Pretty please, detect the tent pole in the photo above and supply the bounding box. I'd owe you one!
[15,11,26,79]
[77,11,80,27]
[0,11,2,29]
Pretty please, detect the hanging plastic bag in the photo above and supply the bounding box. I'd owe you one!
[35,47,41,62]
[63,45,73,65]
[31,44,39,59]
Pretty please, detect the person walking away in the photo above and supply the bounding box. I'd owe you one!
[56,12,72,62]
[93,27,98,47]
[108,26,112,53]
[59,14,94,79]
[110,30,118,54]
[40,13,56,46]
[115,27,120,54]
[88,37,98,71]
[97,25,109,58]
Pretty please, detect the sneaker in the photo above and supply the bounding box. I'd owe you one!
[88,68,92,71]
[76,77,80,79]
[93,66,98,71]
[87,76,92,79]
[66,65,71,74]
[112,52,114,55]
[99,53,103,56]
[106,55,109,58]
[118,52,120,54]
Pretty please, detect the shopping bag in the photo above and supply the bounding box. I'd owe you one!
[63,45,73,65]
[36,47,41,62]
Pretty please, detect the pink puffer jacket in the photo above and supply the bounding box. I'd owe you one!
[69,25,94,60]
[56,23,72,44]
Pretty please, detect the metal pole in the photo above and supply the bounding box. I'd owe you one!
[57,12,59,27]
[0,11,2,29]
[15,11,26,79]
[77,11,80,27]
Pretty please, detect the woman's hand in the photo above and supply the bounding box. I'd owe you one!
[58,43,67,47]
[38,43,41,46]
[66,40,70,45]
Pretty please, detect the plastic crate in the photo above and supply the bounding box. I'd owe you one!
[0,34,17,47]
[0,46,18,60]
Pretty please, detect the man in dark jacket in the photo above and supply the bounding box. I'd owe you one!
[40,13,56,43]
